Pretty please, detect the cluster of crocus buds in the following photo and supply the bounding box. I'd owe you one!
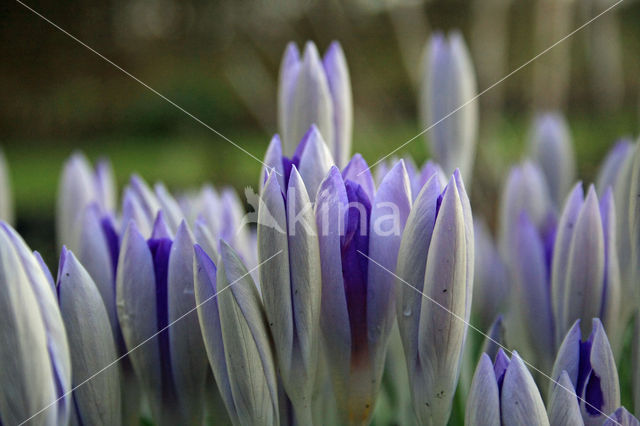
[1,33,640,426]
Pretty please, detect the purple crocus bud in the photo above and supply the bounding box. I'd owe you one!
[0,149,13,224]
[57,152,116,250]
[117,216,209,425]
[419,31,478,181]
[597,139,633,195]
[528,112,575,206]
[547,371,583,426]
[550,319,620,425]
[278,41,353,168]
[0,223,72,425]
[315,157,411,423]
[56,247,121,425]
[258,165,321,424]
[511,210,555,371]
[551,184,621,347]
[395,170,473,424]
[603,408,640,426]
[194,242,279,425]
[473,219,508,330]
[498,162,555,259]
[466,351,548,426]
[261,126,334,201]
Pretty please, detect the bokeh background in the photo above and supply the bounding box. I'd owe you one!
[1,0,639,263]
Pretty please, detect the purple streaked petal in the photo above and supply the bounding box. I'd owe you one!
[466,353,500,426]
[57,249,121,425]
[550,319,582,397]
[116,222,163,419]
[562,186,604,339]
[547,371,583,426]
[168,222,207,424]
[296,124,334,201]
[315,167,351,388]
[395,174,442,365]
[261,134,286,191]
[551,182,584,345]
[342,154,375,203]
[366,160,411,372]
[582,319,620,422]
[193,245,238,422]
[603,407,640,426]
[500,351,548,425]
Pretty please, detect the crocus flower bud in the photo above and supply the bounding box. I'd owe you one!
[57,153,116,250]
[258,165,321,424]
[597,139,633,195]
[498,162,555,260]
[603,408,640,426]
[550,319,620,425]
[547,371,583,426]
[528,112,575,206]
[466,350,548,426]
[0,149,12,224]
[261,126,334,201]
[56,247,121,425]
[278,41,353,167]
[315,156,411,424]
[419,31,478,181]
[395,170,473,425]
[194,242,279,426]
[0,223,72,425]
[551,184,620,346]
[117,215,208,425]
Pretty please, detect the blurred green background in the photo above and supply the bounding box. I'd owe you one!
[1,0,640,262]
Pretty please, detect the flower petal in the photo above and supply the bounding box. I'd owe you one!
[217,241,279,425]
[323,41,353,168]
[547,370,583,426]
[551,182,584,344]
[0,227,58,425]
[366,160,411,376]
[500,351,548,425]
[168,222,208,424]
[465,353,500,426]
[116,222,163,418]
[297,125,334,200]
[562,186,605,339]
[342,153,376,203]
[57,249,121,425]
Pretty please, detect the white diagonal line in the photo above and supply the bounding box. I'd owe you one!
[358,250,621,425]
[361,0,625,175]
[18,249,283,426]
[14,0,281,176]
